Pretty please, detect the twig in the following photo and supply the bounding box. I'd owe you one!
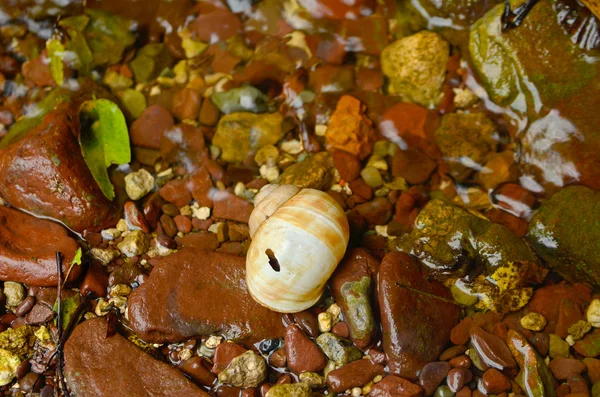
[55,252,68,397]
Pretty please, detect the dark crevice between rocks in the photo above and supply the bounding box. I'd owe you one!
[265,249,280,272]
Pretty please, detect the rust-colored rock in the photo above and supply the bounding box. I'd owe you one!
[418,361,451,395]
[212,191,254,223]
[189,167,214,208]
[212,342,247,374]
[326,358,385,393]
[130,104,175,149]
[65,318,207,396]
[481,368,511,394]
[369,375,424,397]
[0,105,119,232]
[378,252,460,379]
[179,356,216,387]
[159,178,192,208]
[128,250,284,344]
[0,206,81,286]
[332,150,362,182]
[391,148,437,185]
[284,324,327,374]
[325,95,376,160]
[470,325,517,370]
[549,357,586,380]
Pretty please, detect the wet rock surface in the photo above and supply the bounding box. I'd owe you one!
[0,206,81,286]
[128,249,284,343]
[326,358,384,393]
[64,317,207,396]
[285,324,327,374]
[0,104,119,232]
[379,252,460,379]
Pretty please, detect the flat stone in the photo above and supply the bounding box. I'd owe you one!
[378,252,460,380]
[0,206,81,286]
[128,249,284,344]
[65,317,207,396]
[326,358,385,393]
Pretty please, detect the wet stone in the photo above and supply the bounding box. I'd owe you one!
[418,361,451,395]
[379,252,460,379]
[470,325,517,371]
[575,328,600,358]
[481,368,511,394]
[315,332,363,366]
[370,375,424,397]
[549,357,587,380]
[212,191,254,224]
[212,342,247,374]
[284,324,327,374]
[64,318,207,396]
[326,358,385,393]
[130,104,175,149]
[0,206,81,286]
[447,368,473,393]
[179,356,216,387]
[128,250,284,344]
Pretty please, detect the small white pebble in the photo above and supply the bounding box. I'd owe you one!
[318,312,334,333]
[520,312,547,332]
[260,165,280,183]
[234,182,246,197]
[375,225,388,238]
[124,168,155,200]
[331,184,343,193]
[101,228,121,241]
[326,303,341,321]
[156,168,173,178]
[205,335,223,349]
[110,284,133,297]
[351,387,362,396]
[280,139,304,155]
[566,335,576,346]
[149,85,161,96]
[208,222,222,234]
[116,219,128,233]
[587,299,600,328]
[315,124,327,136]
[179,348,193,362]
[373,375,382,383]
[95,298,110,316]
[192,206,211,220]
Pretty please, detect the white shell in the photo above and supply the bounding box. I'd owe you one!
[246,184,350,313]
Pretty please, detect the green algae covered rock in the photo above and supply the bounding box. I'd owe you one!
[469,0,600,191]
[528,185,600,287]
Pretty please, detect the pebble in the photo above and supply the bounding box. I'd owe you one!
[369,375,424,397]
[174,215,193,233]
[481,368,511,394]
[550,333,571,358]
[575,328,600,357]
[285,324,327,374]
[128,250,284,344]
[130,104,174,149]
[217,351,267,388]
[470,325,517,370]
[178,356,216,387]
[326,359,385,393]
[212,191,254,223]
[418,361,451,395]
[318,312,334,332]
[159,179,193,208]
[568,373,590,395]
[14,296,34,317]
[332,322,350,338]
[315,332,363,366]
[332,150,362,182]
[440,345,468,361]
[125,169,155,200]
[160,214,178,238]
[212,342,247,374]
[64,318,207,396]
[299,372,326,388]
[265,383,312,397]
[24,304,54,325]
[449,355,471,369]
[268,348,286,368]
[117,230,149,257]
[451,317,473,346]
[124,201,151,233]
[379,252,460,379]
[549,357,587,380]
[587,300,600,328]
[447,368,473,392]
[3,282,24,307]
[583,358,600,384]
[520,312,547,331]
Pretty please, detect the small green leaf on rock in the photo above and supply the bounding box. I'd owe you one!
[53,294,81,331]
[79,99,131,200]
[46,38,65,86]
[63,247,82,286]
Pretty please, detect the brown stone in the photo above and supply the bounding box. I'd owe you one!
[189,167,214,208]
[391,148,437,185]
[449,355,471,369]
[128,250,284,344]
[292,311,319,338]
[354,197,393,226]
[159,179,192,208]
[418,361,451,395]
[124,201,151,233]
[349,178,373,201]
[65,318,207,396]
[470,325,517,370]
[284,324,327,374]
[212,191,254,223]
[447,369,473,393]
[527,283,591,333]
[178,232,219,251]
[556,298,584,339]
[80,260,108,298]
[0,206,81,286]
[583,358,600,384]
[378,252,460,379]
[326,358,385,393]
[179,356,216,387]
[440,345,467,361]
[481,368,511,394]
[130,104,175,149]
[567,373,589,395]
[174,215,193,234]
[0,105,119,233]
[212,342,247,374]
[549,358,587,380]
[24,304,54,325]
[332,150,362,182]
[451,317,474,346]
[332,322,350,338]
[370,375,424,397]
[172,88,202,121]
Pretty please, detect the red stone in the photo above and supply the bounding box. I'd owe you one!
[159,179,192,208]
[130,104,174,149]
[189,167,214,208]
[174,215,192,234]
[212,191,254,223]
[369,375,424,397]
[481,368,511,394]
[212,342,247,374]
[332,150,361,182]
[124,201,151,233]
[549,357,587,380]
[284,324,327,374]
[326,359,385,393]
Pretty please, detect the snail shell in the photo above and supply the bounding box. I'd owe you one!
[246,184,350,313]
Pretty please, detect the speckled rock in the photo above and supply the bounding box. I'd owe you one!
[64,318,207,396]
[213,112,284,163]
[381,31,449,108]
[128,249,285,344]
[278,152,334,190]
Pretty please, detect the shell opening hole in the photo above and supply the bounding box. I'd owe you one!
[265,249,280,272]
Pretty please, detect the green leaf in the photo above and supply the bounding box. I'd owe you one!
[84,9,135,67]
[63,247,82,287]
[53,294,81,331]
[79,99,131,200]
[46,38,65,86]
[58,15,93,75]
